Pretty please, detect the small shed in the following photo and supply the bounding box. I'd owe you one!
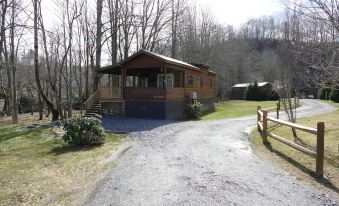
[230,82,273,100]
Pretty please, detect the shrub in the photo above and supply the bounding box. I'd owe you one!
[330,88,339,103]
[186,101,205,119]
[58,116,105,146]
[270,90,280,100]
[246,81,262,101]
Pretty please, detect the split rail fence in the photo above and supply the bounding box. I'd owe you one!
[256,103,325,176]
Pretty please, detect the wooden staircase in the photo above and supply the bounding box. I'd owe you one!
[83,101,101,118]
[82,87,123,118]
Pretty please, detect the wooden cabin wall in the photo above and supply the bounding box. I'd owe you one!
[184,69,215,100]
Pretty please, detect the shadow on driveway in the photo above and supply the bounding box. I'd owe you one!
[101,116,177,133]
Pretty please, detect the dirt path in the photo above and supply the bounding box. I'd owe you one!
[86,100,337,206]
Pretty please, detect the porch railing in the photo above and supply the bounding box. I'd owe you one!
[84,89,99,110]
[99,86,122,100]
[124,87,186,100]
[124,87,165,99]
[85,87,186,105]
[166,88,185,100]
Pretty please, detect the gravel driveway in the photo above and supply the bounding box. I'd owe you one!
[86,100,338,206]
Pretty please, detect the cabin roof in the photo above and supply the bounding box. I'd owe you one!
[98,64,121,74]
[98,49,215,74]
[135,49,200,71]
[232,82,270,88]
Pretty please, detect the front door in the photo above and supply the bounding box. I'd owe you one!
[157,74,174,88]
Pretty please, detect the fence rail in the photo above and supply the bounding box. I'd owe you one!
[256,105,325,176]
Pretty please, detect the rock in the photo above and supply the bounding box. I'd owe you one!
[27,124,37,129]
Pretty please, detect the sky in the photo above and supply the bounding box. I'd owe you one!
[41,0,285,28]
[194,0,284,26]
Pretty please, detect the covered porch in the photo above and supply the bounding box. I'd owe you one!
[97,64,186,101]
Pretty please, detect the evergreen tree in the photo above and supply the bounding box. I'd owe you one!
[246,81,262,101]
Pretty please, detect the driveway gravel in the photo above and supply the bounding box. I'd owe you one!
[86,99,338,206]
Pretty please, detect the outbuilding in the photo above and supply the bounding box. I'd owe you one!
[230,82,273,100]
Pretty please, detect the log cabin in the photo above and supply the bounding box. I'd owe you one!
[84,49,216,119]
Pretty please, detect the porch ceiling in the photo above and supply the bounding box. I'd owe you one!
[98,64,122,74]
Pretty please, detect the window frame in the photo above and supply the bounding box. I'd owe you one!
[157,73,174,88]
[186,75,194,86]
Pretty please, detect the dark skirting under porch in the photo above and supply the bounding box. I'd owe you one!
[124,98,215,120]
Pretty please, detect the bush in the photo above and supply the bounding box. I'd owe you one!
[246,81,262,101]
[270,90,280,100]
[58,116,105,146]
[330,88,339,103]
[186,101,205,119]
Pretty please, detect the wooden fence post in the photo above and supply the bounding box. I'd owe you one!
[276,103,279,119]
[316,122,325,176]
[262,110,268,144]
[257,106,261,132]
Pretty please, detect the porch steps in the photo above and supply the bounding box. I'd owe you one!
[83,101,101,118]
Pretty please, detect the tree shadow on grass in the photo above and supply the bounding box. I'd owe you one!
[0,129,31,142]
[0,126,48,143]
[48,144,103,156]
[264,143,339,194]
[201,107,216,116]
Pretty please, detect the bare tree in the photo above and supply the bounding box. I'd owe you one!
[34,0,59,121]
[93,0,103,92]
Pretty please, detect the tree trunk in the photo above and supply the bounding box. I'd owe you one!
[94,0,103,92]
[38,93,43,120]
[171,0,177,58]
[33,0,59,121]
[10,0,18,124]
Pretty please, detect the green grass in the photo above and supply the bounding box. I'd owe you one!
[200,100,278,120]
[250,100,339,198]
[0,123,121,205]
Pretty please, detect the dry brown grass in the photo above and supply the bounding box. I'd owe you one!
[251,100,339,201]
[0,123,121,205]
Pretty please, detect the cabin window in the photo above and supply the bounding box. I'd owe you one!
[157,74,174,88]
[200,77,204,87]
[187,75,193,86]
[126,76,133,87]
[141,77,148,88]
[111,75,120,87]
[126,76,139,87]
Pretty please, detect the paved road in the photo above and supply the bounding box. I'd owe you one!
[86,100,338,206]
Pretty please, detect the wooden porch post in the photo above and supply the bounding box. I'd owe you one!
[163,64,167,99]
[121,66,125,98]
[98,74,102,99]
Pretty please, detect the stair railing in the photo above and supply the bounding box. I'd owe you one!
[84,89,99,111]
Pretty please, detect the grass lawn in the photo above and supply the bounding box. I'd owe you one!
[0,110,83,126]
[200,100,278,120]
[0,122,121,205]
[250,100,339,200]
